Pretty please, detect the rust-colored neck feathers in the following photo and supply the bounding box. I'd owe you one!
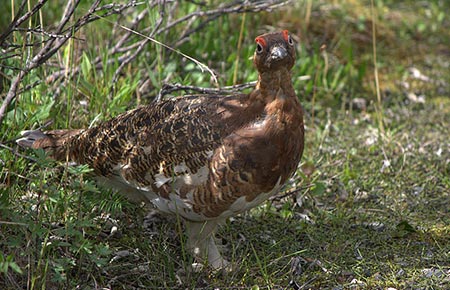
[250,30,298,105]
[250,30,303,129]
[249,30,304,189]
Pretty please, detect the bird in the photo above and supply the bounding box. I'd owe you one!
[17,30,305,270]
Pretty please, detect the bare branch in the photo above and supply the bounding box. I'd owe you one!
[0,1,140,125]
[111,1,165,85]
[0,0,47,47]
[44,0,291,92]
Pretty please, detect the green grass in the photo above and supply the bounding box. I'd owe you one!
[1,0,449,288]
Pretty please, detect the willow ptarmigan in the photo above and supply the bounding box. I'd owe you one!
[17,30,304,270]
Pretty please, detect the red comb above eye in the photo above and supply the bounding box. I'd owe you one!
[282,30,290,41]
[255,36,266,47]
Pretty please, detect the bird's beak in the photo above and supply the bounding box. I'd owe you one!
[270,45,287,61]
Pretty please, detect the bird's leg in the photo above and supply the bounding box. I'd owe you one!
[185,220,229,270]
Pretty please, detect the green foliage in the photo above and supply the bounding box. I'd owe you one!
[0,253,23,275]
[1,150,123,288]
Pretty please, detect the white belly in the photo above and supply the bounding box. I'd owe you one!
[103,162,282,222]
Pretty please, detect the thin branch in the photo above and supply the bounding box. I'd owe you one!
[47,0,288,90]
[15,27,73,39]
[111,9,149,54]
[0,0,47,47]
[0,143,37,162]
[0,1,139,126]
[111,1,164,84]
[270,184,314,202]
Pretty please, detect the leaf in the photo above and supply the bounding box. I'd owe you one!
[81,52,92,80]
[280,202,293,219]
[67,164,93,175]
[30,98,55,124]
[312,181,326,196]
[417,22,426,33]
[393,220,417,237]
[0,253,23,274]
[396,220,416,233]
[63,42,72,67]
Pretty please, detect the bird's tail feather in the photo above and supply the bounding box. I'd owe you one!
[16,129,83,161]
[16,130,49,148]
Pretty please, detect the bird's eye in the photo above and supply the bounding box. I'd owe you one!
[288,35,294,46]
[255,37,266,54]
[256,43,263,53]
[282,30,294,46]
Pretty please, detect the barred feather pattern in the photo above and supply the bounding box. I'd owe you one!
[18,30,305,269]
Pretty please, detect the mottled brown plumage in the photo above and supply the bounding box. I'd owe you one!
[18,30,304,270]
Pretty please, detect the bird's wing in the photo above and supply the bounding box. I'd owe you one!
[65,94,258,193]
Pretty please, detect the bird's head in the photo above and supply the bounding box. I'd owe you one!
[253,30,296,73]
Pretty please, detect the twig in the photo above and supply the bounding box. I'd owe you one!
[370,0,384,135]
[0,1,138,126]
[15,27,75,39]
[0,0,47,47]
[111,2,163,85]
[270,184,313,202]
[110,20,219,84]
[0,143,37,162]
[0,220,29,227]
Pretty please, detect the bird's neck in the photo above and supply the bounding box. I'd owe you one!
[252,68,295,103]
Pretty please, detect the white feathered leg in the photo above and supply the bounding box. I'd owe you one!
[185,220,229,270]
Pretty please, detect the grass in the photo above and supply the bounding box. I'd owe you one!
[1,0,449,289]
